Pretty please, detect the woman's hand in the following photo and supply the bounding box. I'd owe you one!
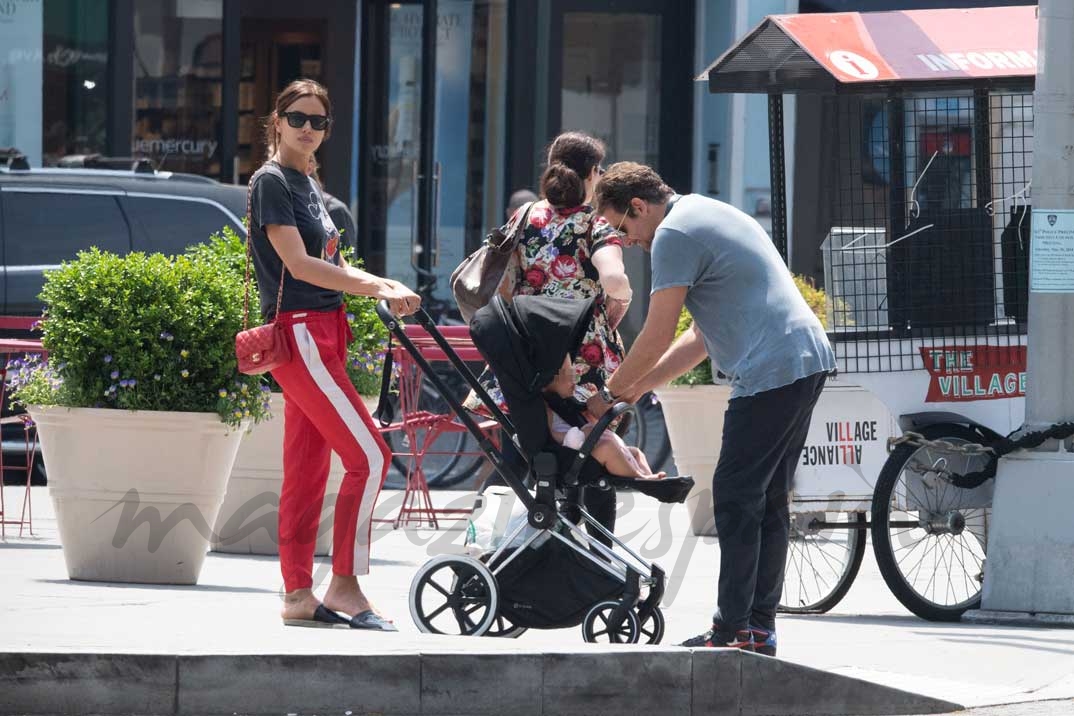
[605,296,630,331]
[377,280,422,316]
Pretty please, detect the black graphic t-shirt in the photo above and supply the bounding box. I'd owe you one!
[249,161,343,320]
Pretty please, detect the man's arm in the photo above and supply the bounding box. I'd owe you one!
[604,286,688,399]
[620,323,708,402]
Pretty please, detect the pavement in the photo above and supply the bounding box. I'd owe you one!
[2,484,1074,715]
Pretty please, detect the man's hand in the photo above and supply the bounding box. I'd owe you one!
[378,280,422,316]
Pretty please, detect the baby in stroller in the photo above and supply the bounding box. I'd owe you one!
[544,356,665,480]
[382,293,694,643]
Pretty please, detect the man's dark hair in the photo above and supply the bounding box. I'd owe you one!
[594,162,674,215]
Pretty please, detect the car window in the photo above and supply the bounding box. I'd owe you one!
[0,189,131,315]
[122,195,242,255]
[1,190,130,264]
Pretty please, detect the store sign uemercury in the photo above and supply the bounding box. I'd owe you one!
[773,5,1038,84]
[919,346,1027,403]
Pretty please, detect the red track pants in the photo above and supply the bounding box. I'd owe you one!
[271,307,391,593]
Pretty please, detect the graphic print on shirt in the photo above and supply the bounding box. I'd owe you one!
[306,179,340,264]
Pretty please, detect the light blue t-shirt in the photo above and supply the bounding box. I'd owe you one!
[651,194,835,399]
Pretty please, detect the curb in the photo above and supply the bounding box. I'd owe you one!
[0,650,962,716]
[962,610,1074,629]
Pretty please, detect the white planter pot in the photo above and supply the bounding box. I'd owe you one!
[30,406,246,585]
[654,384,732,536]
[211,393,380,556]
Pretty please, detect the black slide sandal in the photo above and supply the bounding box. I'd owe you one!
[283,604,351,629]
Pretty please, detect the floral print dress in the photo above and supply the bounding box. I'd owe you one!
[464,200,626,414]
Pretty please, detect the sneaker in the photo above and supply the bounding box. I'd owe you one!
[681,625,754,650]
[749,625,777,657]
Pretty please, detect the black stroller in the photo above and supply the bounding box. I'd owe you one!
[376,295,694,643]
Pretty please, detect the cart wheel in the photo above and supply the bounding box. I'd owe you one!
[582,600,640,644]
[484,614,528,639]
[409,555,499,636]
[637,606,665,645]
[872,424,991,622]
[779,511,867,614]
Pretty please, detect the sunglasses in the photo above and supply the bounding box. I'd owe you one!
[281,111,332,131]
[615,209,630,236]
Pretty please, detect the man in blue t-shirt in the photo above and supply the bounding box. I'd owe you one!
[589,162,835,656]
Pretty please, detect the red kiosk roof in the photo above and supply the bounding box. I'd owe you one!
[700,6,1038,93]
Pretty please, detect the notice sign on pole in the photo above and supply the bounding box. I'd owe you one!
[1031,209,1074,293]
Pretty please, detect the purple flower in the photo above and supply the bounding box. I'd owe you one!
[119,380,129,388]
[346,313,355,322]
[128,379,137,388]
[103,355,112,364]
[110,370,119,380]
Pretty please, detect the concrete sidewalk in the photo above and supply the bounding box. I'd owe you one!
[2,486,1073,715]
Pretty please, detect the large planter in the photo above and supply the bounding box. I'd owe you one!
[654,384,732,536]
[30,406,246,585]
[211,393,379,555]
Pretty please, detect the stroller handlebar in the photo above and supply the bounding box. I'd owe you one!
[375,299,437,329]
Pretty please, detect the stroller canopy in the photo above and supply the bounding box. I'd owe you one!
[470,295,596,454]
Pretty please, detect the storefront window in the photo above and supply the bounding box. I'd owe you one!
[41,0,110,165]
[133,0,223,176]
[1,0,45,163]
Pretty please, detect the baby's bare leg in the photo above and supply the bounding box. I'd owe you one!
[627,446,653,474]
[591,438,648,479]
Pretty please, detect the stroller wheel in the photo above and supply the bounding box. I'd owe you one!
[409,555,499,637]
[485,614,528,639]
[582,600,641,644]
[637,606,665,645]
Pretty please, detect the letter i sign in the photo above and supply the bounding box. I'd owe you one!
[830,50,880,80]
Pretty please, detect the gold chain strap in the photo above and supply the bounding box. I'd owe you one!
[243,167,287,330]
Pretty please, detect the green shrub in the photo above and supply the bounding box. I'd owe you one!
[669,273,831,386]
[9,245,270,427]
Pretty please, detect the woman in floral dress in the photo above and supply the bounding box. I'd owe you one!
[466,131,633,414]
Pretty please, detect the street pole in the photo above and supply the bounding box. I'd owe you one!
[969,0,1074,623]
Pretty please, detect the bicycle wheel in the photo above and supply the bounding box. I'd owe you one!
[384,368,486,489]
[779,511,867,613]
[618,394,673,474]
[871,424,991,622]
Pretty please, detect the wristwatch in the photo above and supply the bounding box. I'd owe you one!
[598,385,617,404]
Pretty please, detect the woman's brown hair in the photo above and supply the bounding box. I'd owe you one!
[540,131,605,209]
[264,79,333,160]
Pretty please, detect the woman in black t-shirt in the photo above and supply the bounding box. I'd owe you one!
[249,79,420,631]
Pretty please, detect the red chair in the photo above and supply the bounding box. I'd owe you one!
[0,317,45,539]
[375,324,500,529]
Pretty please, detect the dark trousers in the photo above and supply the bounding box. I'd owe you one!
[712,371,827,634]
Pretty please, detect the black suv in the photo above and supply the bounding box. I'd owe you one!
[0,154,247,485]
[0,155,247,317]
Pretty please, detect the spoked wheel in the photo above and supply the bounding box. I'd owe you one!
[871,424,992,622]
[409,555,499,636]
[582,600,640,644]
[484,614,528,639]
[636,606,665,644]
[779,511,867,613]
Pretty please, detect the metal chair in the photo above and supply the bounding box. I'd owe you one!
[0,319,46,539]
[375,324,500,529]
